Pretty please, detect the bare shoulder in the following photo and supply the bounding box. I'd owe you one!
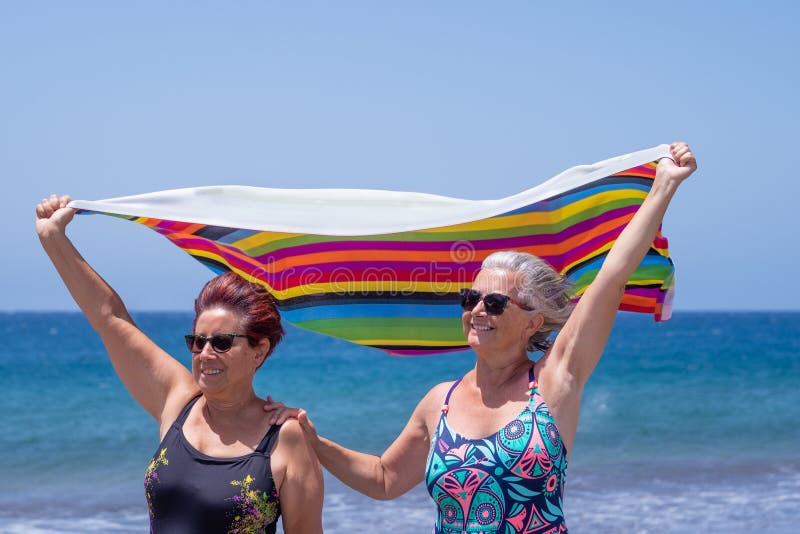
[419,380,456,410]
[269,419,315,489]
[276,418,305,446]
[409,380,457,432]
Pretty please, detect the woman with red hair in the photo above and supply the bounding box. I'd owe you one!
[36,196,323,534]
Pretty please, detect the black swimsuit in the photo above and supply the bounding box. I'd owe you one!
[144,395,282,534]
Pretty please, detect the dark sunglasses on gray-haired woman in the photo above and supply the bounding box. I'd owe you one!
[459,288,533,315]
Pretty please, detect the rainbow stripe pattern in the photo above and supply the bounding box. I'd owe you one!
[72,146,675,355]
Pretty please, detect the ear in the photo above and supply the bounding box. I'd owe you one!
[254,338,271,367]
[525,313,545,337]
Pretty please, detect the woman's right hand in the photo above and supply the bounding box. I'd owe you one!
[296,409,320,443]
[35,194,75,237]
[262,397,320,444]
[263,396,303,425]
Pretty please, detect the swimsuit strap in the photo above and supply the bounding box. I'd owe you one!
[528,364,537,400]
[173,396,278,455]
[174,395,203,427]
[255,423,282,454]
[441,376,465,414]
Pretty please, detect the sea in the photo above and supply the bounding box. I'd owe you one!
[1,311,798,533]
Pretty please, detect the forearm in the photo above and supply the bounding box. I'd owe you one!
[558,172,682,380]
[35,199,190,421]
[554,146,694,384]
[598,173,681,285]
[39,228,133,330]
[314,436,398,500]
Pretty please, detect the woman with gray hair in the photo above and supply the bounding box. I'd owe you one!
[268,142,696,533]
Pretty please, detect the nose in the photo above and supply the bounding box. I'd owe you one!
[470,297,488,316]
[195,341,219,359]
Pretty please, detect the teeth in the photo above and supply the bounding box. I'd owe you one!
[203,369,222,375]
[472,325,493,331]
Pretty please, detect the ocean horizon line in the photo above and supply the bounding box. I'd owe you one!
[3,308,799,314]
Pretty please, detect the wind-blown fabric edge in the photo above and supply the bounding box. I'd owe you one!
[68,145,675,356]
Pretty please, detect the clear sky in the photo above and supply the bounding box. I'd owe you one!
[2,1,798,311]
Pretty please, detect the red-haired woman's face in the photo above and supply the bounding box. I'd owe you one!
[190,307,269,395]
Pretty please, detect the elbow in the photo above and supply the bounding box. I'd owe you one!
[373,460,400,501]
[373,483,403,501]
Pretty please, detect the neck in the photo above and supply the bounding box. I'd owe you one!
[472,350,532,389]
[202,388,258,417]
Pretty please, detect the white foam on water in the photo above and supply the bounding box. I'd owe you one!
[566,473,800,533]
[2,474,799,533]
[0,511,146,534]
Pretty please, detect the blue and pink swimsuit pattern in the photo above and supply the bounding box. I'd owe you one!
[425,366,568,533]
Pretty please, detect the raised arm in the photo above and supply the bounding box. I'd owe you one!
[551,142,697,385]
[36,195,197,429]
[290,382,448,501]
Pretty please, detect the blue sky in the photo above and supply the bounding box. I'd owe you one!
[2,1,797,311]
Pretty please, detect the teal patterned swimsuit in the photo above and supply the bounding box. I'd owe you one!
[425,366,568,533]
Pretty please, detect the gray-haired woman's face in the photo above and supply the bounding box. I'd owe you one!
[462,269,534,353]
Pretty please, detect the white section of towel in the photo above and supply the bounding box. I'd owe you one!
[68,145,669,236]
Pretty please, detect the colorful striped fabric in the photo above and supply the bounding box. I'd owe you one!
[70,145,675,356]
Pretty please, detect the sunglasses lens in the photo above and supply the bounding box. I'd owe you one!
[460,289,481,310]
[210,335,234,352]
[185,335,203,352]
[185,334,237,353]
[483,293,509,315]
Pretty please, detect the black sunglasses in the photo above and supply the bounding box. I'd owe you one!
[184,333,253,354]
[459,288,533,315]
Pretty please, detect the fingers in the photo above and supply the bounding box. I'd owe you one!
[679,148,697,171]
[35,194,72,218]
[262,396,303,425]
[35,201,49,219]
[669,142,697,171]
[37,197,57,219]
[263,396,287,412]
[271,407,301,425]
[297,409,312,431]
[268,409,282,425]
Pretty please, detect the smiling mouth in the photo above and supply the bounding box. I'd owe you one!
[471,324,495,332]
[201,369,223,375]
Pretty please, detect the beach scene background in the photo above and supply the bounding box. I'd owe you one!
[3,2,799,533]
[2,311,798,533]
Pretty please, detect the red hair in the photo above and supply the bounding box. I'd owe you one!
[193,272,284,361]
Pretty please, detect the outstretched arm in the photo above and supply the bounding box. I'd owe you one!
[36,195,197,430]
[282,383,446,501]
[551,142,697,385]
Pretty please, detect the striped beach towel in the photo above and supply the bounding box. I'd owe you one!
[70,145,674,355]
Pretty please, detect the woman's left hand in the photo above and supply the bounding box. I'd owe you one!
[263,396,301,425]
[657,142,697,185]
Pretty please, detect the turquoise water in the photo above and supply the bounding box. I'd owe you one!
[1,311,798,532]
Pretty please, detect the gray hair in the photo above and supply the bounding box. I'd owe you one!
[481,251,573,353]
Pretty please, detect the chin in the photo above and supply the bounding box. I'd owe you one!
[196,377,224,394]
[466,333,482,349]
